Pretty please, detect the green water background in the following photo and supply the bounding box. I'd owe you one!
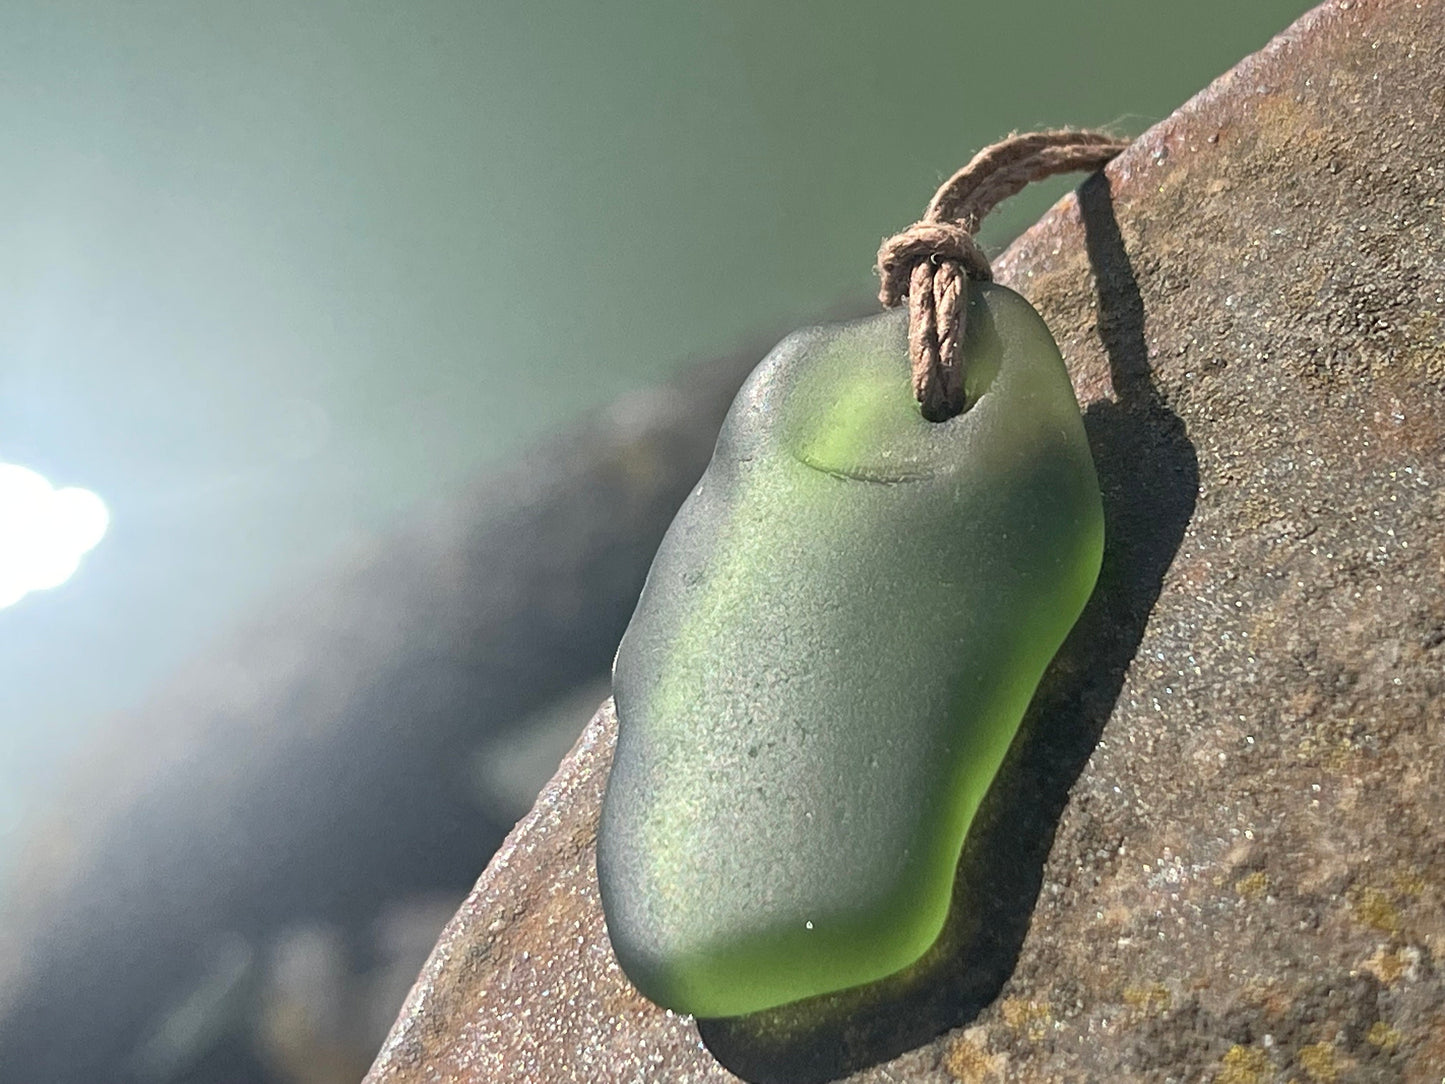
[0,0,1311,856]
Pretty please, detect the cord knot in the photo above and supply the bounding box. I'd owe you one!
[874,130,1130,421]
[875,221,992,309]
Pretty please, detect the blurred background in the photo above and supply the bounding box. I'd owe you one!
[0,2,1311,1081]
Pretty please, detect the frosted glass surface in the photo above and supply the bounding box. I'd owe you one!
[598,283,1102,1018]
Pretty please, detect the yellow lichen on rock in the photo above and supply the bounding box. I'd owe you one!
[1122,983,1171,1014]
[1233,871,1269,901]
[1365,1020,1401,1053]
[944,1033,1004,1084]
[1349,886,1402,935]
[1359,945,1411,986]
[1296,1041,1339,1083]
[999,997,1052,1041]
[1215,1044,1271,1084]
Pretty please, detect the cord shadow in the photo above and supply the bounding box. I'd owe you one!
[696,173,1199,1084]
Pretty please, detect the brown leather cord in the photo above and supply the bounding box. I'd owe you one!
[877,130,1129,421]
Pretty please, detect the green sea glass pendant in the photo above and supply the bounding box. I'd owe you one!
[597,280,1102,1019]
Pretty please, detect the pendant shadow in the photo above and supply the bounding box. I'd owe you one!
[695,174,1199,1083]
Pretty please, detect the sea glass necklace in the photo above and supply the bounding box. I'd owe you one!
[598,131,1128,1019]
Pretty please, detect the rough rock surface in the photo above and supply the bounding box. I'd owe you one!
[366,1,1445,1081]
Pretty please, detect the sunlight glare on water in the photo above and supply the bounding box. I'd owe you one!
[0,462,110,610]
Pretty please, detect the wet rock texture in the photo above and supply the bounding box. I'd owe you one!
[365,1,1445,1081]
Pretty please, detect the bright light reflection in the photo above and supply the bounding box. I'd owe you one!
[0,463,110,610]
